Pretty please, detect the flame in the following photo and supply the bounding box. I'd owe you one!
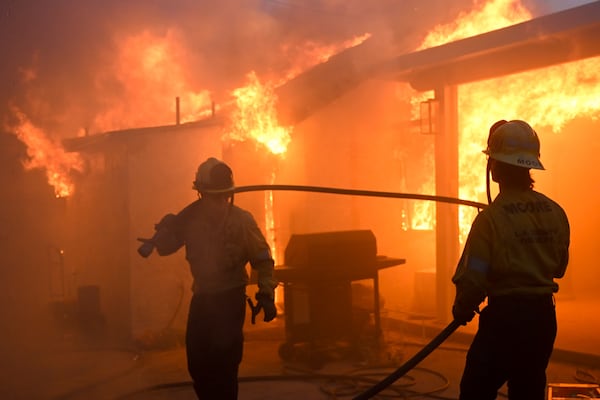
[225,71,292,155]
[223,33,370,154]
[408,0,600,241]
[279,33,371,83]
[408,0,530,122]
[7,107,84,197]
[264,171,278,264]
[10,20,366,208]
[224,71,291,264]
[418,0,531,50]
[10,28,216,195]
[92,29,213,132]
[223,33,370,265]
[458,57,600,239]
[408,0,531,231]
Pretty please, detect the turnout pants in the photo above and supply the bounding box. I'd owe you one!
[459,295,556,400]
[186,286,247,400]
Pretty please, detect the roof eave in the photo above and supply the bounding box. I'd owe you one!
[378,1,600,91]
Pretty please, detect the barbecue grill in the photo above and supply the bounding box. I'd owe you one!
[273,229,405,368]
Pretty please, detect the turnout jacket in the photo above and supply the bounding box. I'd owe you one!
[452,188,570,311]
[152,199,277,297]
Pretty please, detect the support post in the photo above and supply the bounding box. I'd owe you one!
[434,85,460,323]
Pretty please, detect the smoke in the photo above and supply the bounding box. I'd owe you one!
[0,0,479,139]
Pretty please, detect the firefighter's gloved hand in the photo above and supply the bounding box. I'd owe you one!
[137,238,155,258]
[452,304,476,326]
[255,292,277,322]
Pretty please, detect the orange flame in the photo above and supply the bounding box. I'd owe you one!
[7,107,84,198]
[409,0,600,241]
[224,34,371,265]
[280,33,371,83]
[224,36,368,262]
[224,71,291,264]
[92,29,213,133]
[223,33,371,153]
[225,71,292,155]
[418,0,531,50]
[11,29,216,196]
[458,56,600,240]
[409,0,532,231]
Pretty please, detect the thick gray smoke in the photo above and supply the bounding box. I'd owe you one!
[0,0,484,138]
[1,0,594,134]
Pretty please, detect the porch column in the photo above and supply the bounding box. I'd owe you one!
[434,85,460,323]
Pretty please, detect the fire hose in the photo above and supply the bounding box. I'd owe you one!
[136,184,479,397]
[232,184,487,209]
[137,184,486,257]
[352,319,462,399]
[229,185,479,399]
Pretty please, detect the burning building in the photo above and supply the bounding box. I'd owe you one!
[2,0,600,370]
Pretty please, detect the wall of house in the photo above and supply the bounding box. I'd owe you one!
[62,124,223,345]
[0,133,71,370]
[269,77,600,323]
[267,77,439,318]
[127,126,224,344]
[59,79,600,347]
[64,141,132,344]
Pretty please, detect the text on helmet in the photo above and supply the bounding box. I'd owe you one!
[516,158,541,168]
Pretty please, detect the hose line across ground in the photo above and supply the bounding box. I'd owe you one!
[353,320,462,400]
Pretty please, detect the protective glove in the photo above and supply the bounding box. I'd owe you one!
[452,304,476,326]
[255,292,277,322]
[136,214,179,258]
[137,238,155,258]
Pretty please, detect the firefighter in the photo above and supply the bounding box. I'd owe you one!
[451,120,570,400]
[139,157,277,399]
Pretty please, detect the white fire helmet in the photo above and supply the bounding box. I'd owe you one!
[192,157,235,193]
[483,120,545,170]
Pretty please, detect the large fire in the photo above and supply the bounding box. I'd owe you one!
[8,0,600,245]
[6,107,84,198]
[222,35,370,262]
[458,57,600,240]
[408,0,600,241]
[279,33,371,83]
[226,71,292,156]
[224,71,292,263]
[92,29,214,132]
[7,23,368,200]
[418,0,531,50]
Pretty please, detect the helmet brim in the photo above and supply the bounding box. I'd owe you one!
[483,150,545,170]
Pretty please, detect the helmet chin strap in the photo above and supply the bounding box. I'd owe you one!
[486,159,492,205]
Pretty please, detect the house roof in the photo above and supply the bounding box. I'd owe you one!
[63,1,600,147]
[376,0,600,90]
[63,116,225,153]
[274,1,600,123]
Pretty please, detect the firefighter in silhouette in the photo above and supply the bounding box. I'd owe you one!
[451,120,570,400]
[138,157,277,400]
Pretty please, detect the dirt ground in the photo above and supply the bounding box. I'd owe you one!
[3,314,599,400]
